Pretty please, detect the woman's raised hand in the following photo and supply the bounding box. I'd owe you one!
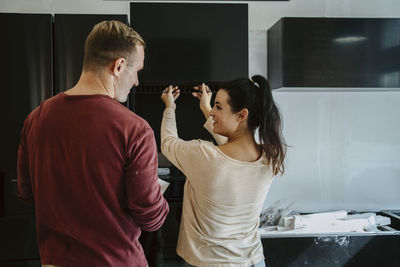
[161,85,180,109]
[192,83,212,119]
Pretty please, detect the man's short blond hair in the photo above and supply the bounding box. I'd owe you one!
[83,20,145,72]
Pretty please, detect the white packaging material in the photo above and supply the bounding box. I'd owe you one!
[260,199,295,227]
[343,213,391,228]
[259,210,392,234]
[158,178,170,194]
[289,219,367,233]
[375,215,391,226]
[157,167,170,176]
[344,212,376,220]
[281,216,294,228]
[293,210,348,229]
[258,226,292,234]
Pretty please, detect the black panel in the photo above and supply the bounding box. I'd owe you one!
[0,216,40,262]
[53,14,128,94]
[0,13,53,216]
[268,18,400,89]
[130,3,248,150]
[133,90,218,151]
[267,19,283,90]
[262,234,400,267]
[131,3,248,83]
[139,201,183,266]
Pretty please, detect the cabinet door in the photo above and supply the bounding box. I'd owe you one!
[0,13,53,216]
[53,14,129,94]
[268,18,400,89]
[130,3,248,83]
[130,3,248,150]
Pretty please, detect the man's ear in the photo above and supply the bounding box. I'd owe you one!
[237,108,249,122]
[111,57,126,77]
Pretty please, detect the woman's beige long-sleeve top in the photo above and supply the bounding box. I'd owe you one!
[161,107,274,267]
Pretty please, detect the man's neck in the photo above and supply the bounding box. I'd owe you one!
[64,71,114,98]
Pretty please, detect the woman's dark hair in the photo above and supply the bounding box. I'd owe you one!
[221,75,287,175]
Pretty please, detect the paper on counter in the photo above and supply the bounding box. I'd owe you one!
[259,210,392,235]
[293,210,348,229]
[158,178,170,194]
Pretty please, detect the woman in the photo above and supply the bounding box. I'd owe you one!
[160,75,286,267]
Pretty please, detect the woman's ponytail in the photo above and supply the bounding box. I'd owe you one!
[252,75,286,175]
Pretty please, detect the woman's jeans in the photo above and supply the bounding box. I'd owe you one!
[182,260,266,267]
[252,260,266,267]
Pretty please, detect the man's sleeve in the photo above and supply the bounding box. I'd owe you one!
[17,118,34,203]
[125,126,169,232]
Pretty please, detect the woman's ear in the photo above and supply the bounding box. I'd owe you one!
[111,57,126,77]
[237,108,249,122]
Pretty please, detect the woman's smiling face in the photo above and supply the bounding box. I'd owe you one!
[209,89,241,137]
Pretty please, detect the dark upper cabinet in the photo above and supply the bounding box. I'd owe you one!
[130,3,248,84]
[130,3,248,150]
[268,18,400,89]
[53,14,129,93]
[0,13,53,216]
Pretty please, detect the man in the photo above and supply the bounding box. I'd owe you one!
[17,20,169,267]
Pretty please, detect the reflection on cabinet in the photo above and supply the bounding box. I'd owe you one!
[268,18,400,89]
[54,14,128,93]
[0,12,129,265]
[0,13,53,217]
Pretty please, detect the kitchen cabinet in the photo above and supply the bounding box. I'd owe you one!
[130,3,249,265]
[261,215,400,267]
[0,13,53,217]
[0,12,128,266]
[268,18,400,90]
[0,13,52,265]
[130,2,248,150]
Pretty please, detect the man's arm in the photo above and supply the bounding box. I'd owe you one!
[17,119,34,203]
[125,126,169,232]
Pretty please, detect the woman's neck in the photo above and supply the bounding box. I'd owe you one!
[221,129,262,162]
[227,128,258,148]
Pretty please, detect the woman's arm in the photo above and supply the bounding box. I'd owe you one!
[192,83,212,120]
[193,83,228,145]
[160,86,203,174]
[203,117,228,145]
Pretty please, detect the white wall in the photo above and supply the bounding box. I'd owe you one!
[0,0,129,15]
[267,91,400,212]
[250,0,400,30]
[1,0,400,212]
[247,0,400,212]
